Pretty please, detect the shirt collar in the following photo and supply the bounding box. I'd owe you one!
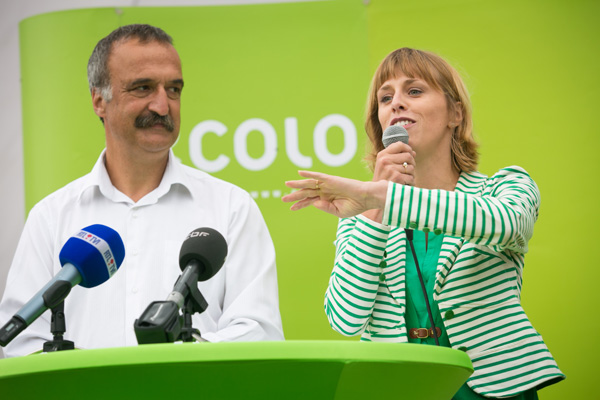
[78,149,193,204]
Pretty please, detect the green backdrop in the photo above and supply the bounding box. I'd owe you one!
[19,1,598,398]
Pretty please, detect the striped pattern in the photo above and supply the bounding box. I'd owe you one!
[324,166,564,397]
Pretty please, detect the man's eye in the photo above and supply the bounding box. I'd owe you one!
[167,87,182,98]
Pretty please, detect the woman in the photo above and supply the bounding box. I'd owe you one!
[283,48,563,399]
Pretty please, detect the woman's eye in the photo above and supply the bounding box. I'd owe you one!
[380,95,392,103]
[408,88,422,96]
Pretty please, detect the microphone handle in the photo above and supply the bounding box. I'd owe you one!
[15,264,82,325]
[0,316,26,347]
[165,292,185,309]
[164,260,201,309]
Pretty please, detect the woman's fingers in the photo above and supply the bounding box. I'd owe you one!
[373,144,416,185]
[289,196,320,211]
[296,170,330,181]
[284,178,320,191]
[282,171,387,218]
[282,188,318,203]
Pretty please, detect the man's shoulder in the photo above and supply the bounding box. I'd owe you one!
[30,172,94,212]
[177,163,250,198]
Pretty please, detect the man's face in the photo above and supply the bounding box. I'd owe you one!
[93,38,183,157]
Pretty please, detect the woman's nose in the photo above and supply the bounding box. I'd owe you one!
[391,94,407,111]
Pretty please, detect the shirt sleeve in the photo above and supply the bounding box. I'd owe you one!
[383,167,540,254]
[0,202,58,357]
[200,193,284,342]
[324,214,391,336]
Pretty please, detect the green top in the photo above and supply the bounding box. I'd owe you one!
[405,230,537,400]
[405,230,448,346]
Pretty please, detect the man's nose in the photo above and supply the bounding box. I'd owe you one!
[148,87,169,116]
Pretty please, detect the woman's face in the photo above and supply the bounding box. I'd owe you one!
[376,73,458,158]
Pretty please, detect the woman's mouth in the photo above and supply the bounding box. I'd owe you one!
[390,118,415,129]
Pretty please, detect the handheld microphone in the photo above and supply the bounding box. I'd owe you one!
[0,224,125,347]
[382,124,409,148]
[134,227,227,344]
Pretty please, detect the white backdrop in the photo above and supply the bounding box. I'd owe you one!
[0,0,316,358]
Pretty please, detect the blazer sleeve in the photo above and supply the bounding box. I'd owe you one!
[324,214,391,336]
[382,166,540,254]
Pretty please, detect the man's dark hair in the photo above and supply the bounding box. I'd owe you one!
[87,24,173,101]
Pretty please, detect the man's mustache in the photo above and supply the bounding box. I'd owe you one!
[135,112,175,132]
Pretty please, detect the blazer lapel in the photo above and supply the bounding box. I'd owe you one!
[384,227,407,304]
[434,235,464,294]
[433,171,484,294]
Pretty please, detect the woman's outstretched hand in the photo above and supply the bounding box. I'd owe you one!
[282,171,387,219]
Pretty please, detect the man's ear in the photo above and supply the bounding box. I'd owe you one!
[92,88,107,122]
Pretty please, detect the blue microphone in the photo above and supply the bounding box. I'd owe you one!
[0,224,125,347]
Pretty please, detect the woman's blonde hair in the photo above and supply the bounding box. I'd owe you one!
[364,48,478,172]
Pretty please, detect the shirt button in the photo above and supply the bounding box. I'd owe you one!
[434,228,443,235]
[379,261,387,268]
[383,251,387,258]
[458,346,468,352]
[409,222,418,229]
[379,273,385,282]
[423,227,430,233]
[445,310,455,320]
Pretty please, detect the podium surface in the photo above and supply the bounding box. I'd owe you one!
[0,341,473,399]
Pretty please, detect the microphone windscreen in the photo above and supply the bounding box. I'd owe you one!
[382,124,409,148]
[58,224,125,288]
[179,228,228,281]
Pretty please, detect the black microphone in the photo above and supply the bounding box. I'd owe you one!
[382,124,409,148]
[0,225,125,347]
[134,227,227,344]
[173,227,228,298]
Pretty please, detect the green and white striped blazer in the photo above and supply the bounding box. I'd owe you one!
[325,166,564,398]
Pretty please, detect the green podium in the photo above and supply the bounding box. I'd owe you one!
[0,341,472,399]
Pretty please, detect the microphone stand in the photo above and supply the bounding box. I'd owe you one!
[42,280,75,352]
[134,273,208,344]
[178,283,208,342]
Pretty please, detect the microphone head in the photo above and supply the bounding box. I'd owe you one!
[382,124,409,148]
[179,228,228,281]
[58,224,125,288]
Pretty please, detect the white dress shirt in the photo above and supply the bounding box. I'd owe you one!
[0,150,284,357]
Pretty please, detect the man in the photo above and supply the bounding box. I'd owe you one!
[0,24,283,357]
